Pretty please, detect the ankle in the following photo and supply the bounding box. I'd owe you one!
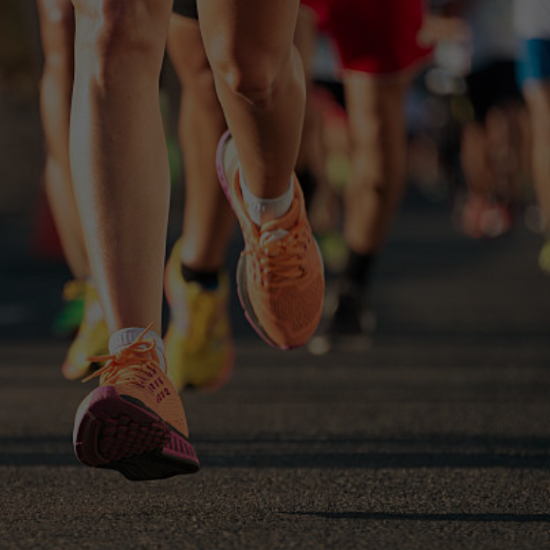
[181,263,220,290]
[240,172,294,225]
[109,327,166,371]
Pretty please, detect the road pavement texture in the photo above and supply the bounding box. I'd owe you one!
[2,197,550,549]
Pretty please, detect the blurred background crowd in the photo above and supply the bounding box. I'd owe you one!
[0,0,548,343]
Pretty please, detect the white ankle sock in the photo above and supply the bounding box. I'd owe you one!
[109,327,166,372]
[240,171,294,225]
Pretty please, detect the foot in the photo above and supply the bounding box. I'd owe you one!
[52,279,86,336]
[62,281,109,381]
[164,238,234,392]
[216,131,325,349]
[308,280,376,355]
[457,193,512,239]
[539,239,550,274]
[73,327,199,481]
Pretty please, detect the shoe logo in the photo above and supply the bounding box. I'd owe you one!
[156,386,171,403]
[148,376,172,403]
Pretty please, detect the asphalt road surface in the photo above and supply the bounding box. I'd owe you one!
[2,197,550,549]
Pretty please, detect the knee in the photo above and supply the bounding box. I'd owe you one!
[208,39,291,108]
[39,0,74,33]
[351,161,387,197]
[172,46,218,106]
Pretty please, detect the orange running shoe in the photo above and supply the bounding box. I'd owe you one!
[62,281,109,381]
[73,327,199,481]
[216,131,325,349]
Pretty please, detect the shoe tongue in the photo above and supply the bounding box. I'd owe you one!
[108,328,167,372]
[260,228,289,245]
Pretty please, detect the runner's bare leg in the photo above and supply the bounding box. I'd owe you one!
[167,14,234,270]
[38,0,89,279]
[198,0,304,198]
[69,0,173,334]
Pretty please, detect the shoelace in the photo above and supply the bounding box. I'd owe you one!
[83,325,162,386]
[243,227,310,287]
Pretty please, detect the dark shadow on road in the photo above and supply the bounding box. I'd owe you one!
[285,512,550,523]
[192,435,550,449]
[2,434,550,469]
[0,453,78,466]
[198,452,550,469]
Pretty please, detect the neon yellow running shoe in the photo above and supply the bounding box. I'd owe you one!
[539,240,550,275]
[52,279,86,336]
[164,239,234,392]
[62,281,109,381]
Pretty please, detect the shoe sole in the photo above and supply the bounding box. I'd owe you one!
[164,255,236,391]
[307,312,377,356]
[236,246,323,351]
[216,131,282,349]
[73,386,199,481]
[308,334,374,356]
[216,130,317,351]
[235,254,284,349]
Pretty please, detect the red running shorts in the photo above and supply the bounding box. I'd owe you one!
[301,0,432,75]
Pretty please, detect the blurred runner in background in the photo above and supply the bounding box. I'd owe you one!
[304,0,436,354]
[37,0,110,378]
[457,0,528,239]
[515,0,550,272]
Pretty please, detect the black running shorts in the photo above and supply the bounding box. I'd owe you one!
[172,0,198,19]
[466,60,523,122]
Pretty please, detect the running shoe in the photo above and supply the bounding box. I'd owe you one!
[539,239,550,274]
[73,327,199,481]
[456,193,512,239]
[308,280,376,356]
[216,131,325,349]
[164,239,234,392]
[52,279,86,336]
[62,282,109,381]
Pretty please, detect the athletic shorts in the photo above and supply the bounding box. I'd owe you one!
[301,0,431,75]
[172,0,198,20]
[517,38,550,88]
[466,60,523,122]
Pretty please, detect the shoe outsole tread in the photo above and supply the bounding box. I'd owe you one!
[73,389,199,481]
